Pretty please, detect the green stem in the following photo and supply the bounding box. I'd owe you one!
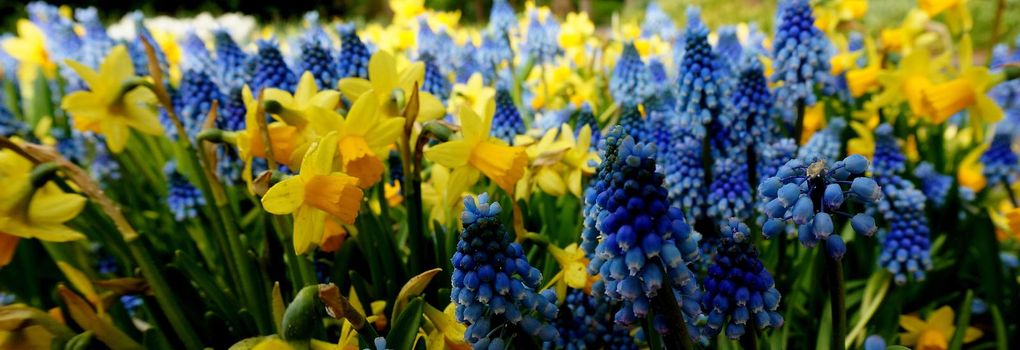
[652,263,695,350]
[128,239,203,349]
[948,290,974,350]
[824,243,846,350]
[794,99,806,145]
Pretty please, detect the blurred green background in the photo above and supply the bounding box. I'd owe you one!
[0,0,1016,50]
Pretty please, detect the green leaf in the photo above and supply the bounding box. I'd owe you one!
[386,297,424,350]
[948,290,974,350]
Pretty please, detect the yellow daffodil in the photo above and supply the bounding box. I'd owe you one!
[1,20,54,80]
[384,180,403,207]
[921,35,1003,131]
[233,85,302,186]
[261,132,364,254]
[1006,207,1020,241]
[0,149,87,267]
[524,126,573,197]
[449,73,495,117]
[814,0,867,34]
[801,103,826,145]
[847,118,878,159]
[559,12,595,66]
[845,37,881,97]
[265,71,341,119]
[424,303,470,350]
[920,0,971,33]
[152,30,182,85]
[548,243,590,289]
[873,49,948,115]
[425,100,527,194]
[899,306,981,349]
[561,124,599,197]
[60,45,163,153]
[338,51,445,121]
[958,144,988,192]
[390,0,427,26]
[422,164,475,226]
[309,93,404,188]
[878,9,930,53]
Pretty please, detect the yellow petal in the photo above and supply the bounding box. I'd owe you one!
[261,177,306,215]
[294,71,318,104]
[417,92,446,121]
[338,78,372,101]
[60,91,105,121]
[293,205,327,255]
[62,59,101,91]
[369,51,398,97]
[963,327,983,343]
[424,140,471,168]
[253,338,293,350]
[459,105,483,142]
[13,222,85,242]
[56,261,100,307]
[536,168,566,196]
[344,94,380,136]
[310,91,341,110]
[98,46,133,93]
[398,62,426,93]
[28,191,86,224]
[300,132,340,176]
[367,118,405,155]
[975,95,1004,124]
[101,120,129,153]
[928,306,955,333]
[900,314,928,333]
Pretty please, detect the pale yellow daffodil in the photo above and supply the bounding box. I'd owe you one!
[338,51,445,121]
[425,99,526,193]
[261,132,364,254]
[899,306,981,349]
[60,45,163,153]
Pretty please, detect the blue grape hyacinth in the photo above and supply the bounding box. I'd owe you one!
[176,69,223,139]
[451,193,558,346]
[641,1,679,42]
[771,0,833,119]
[733,56,777,149]
[586,127,703,336]
[674,7,734,142]
[522,10,561,65]
[420,53,451,102]
[74,7,116,76]
[664,132,707,223]
[610,43,653,107]
[618,105,651,144]
[914,162,952,208]
[872,124,906,176]
[297,32,338,90]
[582,127,626,258]
[546,289,638,350]
[759,155,882,257]
[336,24,371,80]
[715,26,743,73]
[576,103,600,150]
[165,161,206,221]
[701,219,784,339]
[877,178,933,284]
[251,40,298,93]
[981,132,1019,189]
[708,157,754,225]
[491,88,525,144]
[212,30,251,97]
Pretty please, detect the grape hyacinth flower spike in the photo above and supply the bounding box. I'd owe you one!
[451,193,558,347]
[701,219,783,339]
[759,154,882,257]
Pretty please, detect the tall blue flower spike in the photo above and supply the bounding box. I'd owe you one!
[611,43,653,107]
[675,7,735,153]
[641,1,679,42]
[744,23,768,56]
[701,219,784,339]
[297,29,338,90]
[664,132,707,224]
[877,178,933,285]
[914,162,952,208]
[546,289,638,350]
[301,11,332,48]
[522,11,561,65]
[491,88,525,145]
[336,24,371,80]
[451,193,559,346]
[75,8,116,73]
[577,103,601,150]
[165,161,206,221]
[797,118,847,164]
[582,127,626,258]
[586,127,703,337]
[212,30,251,97]
[771,0,833,121]
[416,18,451,70]
[618,105,650,144]
[176,69,223,139]
[872,124,906,176]
[648,59,673,96]
[420,53,451,102]
[179,32,215,77]
[488,0,518,38]
[715,26,743,73]
[755,138,798,229]
[251,40,298,93]
[758,154,882,258]
[733,56,776,150]
[708,157,754,225]
[990,44,1011,71]
[981,132,1020,189]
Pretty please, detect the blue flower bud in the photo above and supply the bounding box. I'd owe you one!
[844,154,868,174]
[851,213,877,237]
[825,235,846,260]
[791,197,814,225]
[850,177,882,203]
[812,213,834,240]
[823,183,845,209]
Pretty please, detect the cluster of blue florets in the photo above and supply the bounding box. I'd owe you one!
[707,158,754,225]
[451,193,559,347]
[610,43,653,107]
[585,128,703,334]
[981,132,1020,189]
[546,289,638,350]
[914,162,952,208]
[296,33,338,90]
[759,154,882,258]
[336,24,371,80]
[618,105,651,145]
[877,177,933,284]
[491,88,526,144]
[251,40,298,93]
[673,7,733,142]
[797,118,846,164]
[701,219,783,339]
[770,0,833,117]
[664,132,707,223]
[521,11,562,65]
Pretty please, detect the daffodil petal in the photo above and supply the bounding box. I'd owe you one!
[339,78,372,101]
[28,191,86,224]
[261,177,306,214]
[369,51,398,97]
[424,140,471,168]
[345,93,380,136]
[293,205,327,255]
[417,92,445,122]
